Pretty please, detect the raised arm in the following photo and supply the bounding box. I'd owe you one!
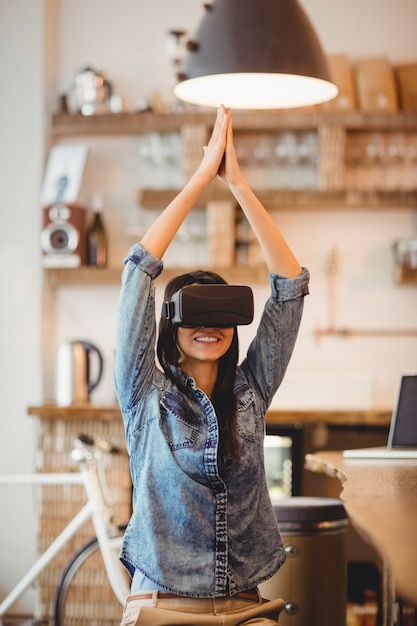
[219,110,302,278]
[140,106,230,260]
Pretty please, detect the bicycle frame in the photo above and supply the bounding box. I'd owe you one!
[0,442,129,617]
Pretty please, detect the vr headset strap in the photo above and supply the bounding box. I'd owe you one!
[161,301,176,320]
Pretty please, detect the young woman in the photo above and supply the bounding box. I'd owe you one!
[115,106,310,625]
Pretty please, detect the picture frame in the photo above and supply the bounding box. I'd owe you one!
[40,144,89,206]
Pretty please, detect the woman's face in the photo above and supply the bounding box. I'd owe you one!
[176,326,234,366]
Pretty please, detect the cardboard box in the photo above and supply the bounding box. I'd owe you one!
[354,57,399,112]
[395,62,417,111]
[321,55,357,111]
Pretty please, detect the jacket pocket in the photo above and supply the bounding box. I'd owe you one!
[235,382,257,443]
[160,391,199,450]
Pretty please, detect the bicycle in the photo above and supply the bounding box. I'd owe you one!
[0,434,131,625]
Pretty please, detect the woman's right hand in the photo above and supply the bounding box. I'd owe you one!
[195,105,230,183]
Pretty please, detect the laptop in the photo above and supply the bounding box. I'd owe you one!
[343,374,417,459]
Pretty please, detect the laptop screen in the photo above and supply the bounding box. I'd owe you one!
[388,374,417,447]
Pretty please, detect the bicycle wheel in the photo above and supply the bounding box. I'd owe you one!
[54,530,130,626]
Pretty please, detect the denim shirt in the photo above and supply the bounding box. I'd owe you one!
[114,243,309,598]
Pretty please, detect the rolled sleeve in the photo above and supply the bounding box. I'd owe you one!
[123,243,164,280]
[270,267,310,301]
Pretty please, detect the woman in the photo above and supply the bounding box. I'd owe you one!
[115,106,310,625]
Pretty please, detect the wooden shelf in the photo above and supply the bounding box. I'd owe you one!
[139,187,417,210]
[51,110,417,137]
[43,264,268,288]
[43,266,123,288]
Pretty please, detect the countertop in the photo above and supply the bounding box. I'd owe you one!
[305,451,417,609]
[28,404,391,426]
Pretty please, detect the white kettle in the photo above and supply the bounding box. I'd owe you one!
[55,340,104,406]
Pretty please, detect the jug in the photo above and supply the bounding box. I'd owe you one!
[73,67,112,115]
[55,340,103,406]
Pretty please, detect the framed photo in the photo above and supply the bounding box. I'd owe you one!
[40,144,89,206]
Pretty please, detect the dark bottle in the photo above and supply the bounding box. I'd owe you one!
[86,193,107,267]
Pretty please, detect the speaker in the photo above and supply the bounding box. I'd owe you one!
[41,203,86,267]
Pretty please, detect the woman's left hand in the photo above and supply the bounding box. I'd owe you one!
[217,111,245,188]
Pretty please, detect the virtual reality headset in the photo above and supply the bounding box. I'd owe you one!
[161,284,254,327]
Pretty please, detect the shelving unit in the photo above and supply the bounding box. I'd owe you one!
[47,109,417,288]
[52,109,417,205]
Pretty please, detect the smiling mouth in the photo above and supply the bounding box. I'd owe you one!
[194,336,219,343]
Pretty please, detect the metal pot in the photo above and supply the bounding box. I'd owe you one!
[73,66,112,115]
[55,340,103,406]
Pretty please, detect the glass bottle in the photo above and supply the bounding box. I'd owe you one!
[86,193,107,267]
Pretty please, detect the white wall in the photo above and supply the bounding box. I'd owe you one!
[0,0,416,616]
[0,0,46,612]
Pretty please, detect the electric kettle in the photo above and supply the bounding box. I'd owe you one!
[55,340,104,406]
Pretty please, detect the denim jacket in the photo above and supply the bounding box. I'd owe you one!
[114,243,309,597]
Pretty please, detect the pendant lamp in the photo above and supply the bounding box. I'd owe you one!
[173,0,338,109]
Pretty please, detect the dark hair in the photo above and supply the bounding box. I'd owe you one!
[157,270,241,463]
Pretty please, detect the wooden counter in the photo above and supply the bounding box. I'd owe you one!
[305,451,417,624]
[28,403,122,421]
[28,404,392,427]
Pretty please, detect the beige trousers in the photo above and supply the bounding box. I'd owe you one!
[119,590,285,625]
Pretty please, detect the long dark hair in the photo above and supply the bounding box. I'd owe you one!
[157,270,241,462]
